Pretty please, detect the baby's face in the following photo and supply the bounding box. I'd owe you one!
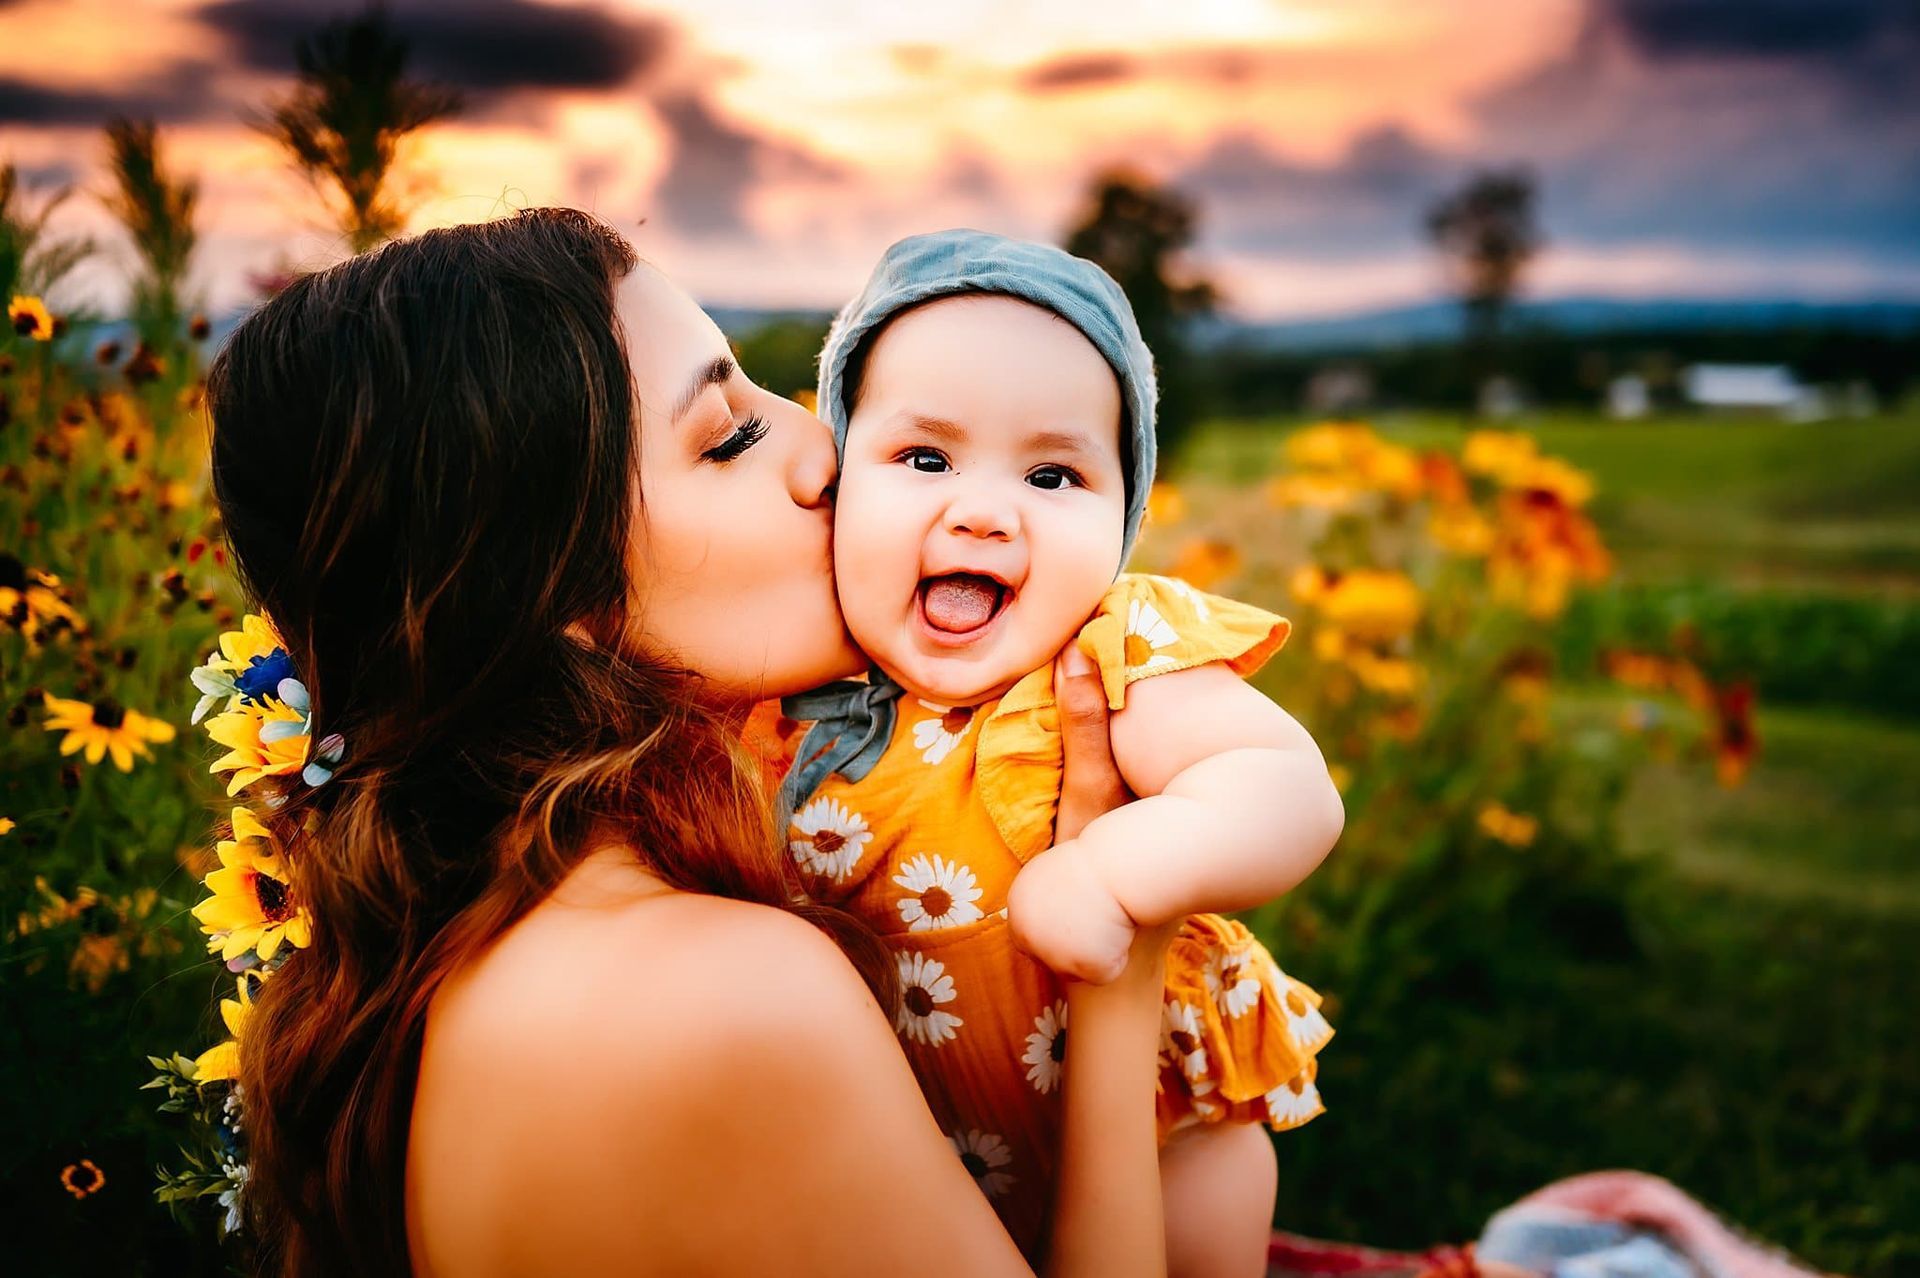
[834,295,1126,706]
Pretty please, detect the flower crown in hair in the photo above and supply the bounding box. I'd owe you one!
[149,612,341,1237]
[189,613,345,793]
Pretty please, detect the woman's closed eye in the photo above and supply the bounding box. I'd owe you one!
[1026,464,1084,491]
[701,414,769,463]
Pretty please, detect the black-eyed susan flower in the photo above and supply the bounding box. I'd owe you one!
[192,806,312,963]
[9,294,54,341]
[0,817,13,837]
[60,1159,106,1199]
[42,694,177,771]
[0,553,87,645]
[192,975,257,1083]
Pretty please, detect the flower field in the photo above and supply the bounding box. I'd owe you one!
[3,297,1915,1275]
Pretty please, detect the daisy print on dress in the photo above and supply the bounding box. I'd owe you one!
[896,951,964,1046]
[949,1128,1016,1199]
[1159,999,1210,1084]
[1276,973,1334,1051]
[1156,574,1212,624]
[1205,949,1262,1020]
[1265,1059,1323,1128]
[1021,1000,1069,1094]
[788,797,872,882]
[912,700,975,765]
[1123,599,1180,673]
[893,854,986,931]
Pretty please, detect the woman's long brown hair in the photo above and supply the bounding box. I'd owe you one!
[205,207,893,1275]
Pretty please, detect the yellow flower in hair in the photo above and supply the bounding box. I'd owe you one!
[205,701,309,795]
[219,613,288,669]
[9,294,54,341]
[192,808,312,961]
[192,976,258,1083]
[42,695,178,771]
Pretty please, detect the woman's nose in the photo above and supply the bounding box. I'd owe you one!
[787,405,840,510]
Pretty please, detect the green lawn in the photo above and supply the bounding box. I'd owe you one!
[1176,412,1919,1274]
[1183,411,1920,591]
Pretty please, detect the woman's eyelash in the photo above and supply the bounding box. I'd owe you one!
[702,414,768,463]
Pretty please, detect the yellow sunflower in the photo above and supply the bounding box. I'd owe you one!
[192,807,312,961]
[205,701,309,795]
[9,294,54,341]
[42,695,178,771]
[192,976,258,1083]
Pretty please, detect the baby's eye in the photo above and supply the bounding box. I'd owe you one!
[1027,465,1082,491]
[900,447,950,474]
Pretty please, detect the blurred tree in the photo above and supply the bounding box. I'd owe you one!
[255,7,461,254]
[0,161,96,302]
[732,315,832,404]
[102,117,200,352]
[1063,170,1217,464]
[1426,167,1543,394]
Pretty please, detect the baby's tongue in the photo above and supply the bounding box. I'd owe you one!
[922,575,999,633]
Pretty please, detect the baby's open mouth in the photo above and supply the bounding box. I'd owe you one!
[918,572,1012,636]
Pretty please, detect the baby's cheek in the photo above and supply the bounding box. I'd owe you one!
[831,474,917,636]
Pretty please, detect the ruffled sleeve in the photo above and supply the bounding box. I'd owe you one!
[1076,573,1291,711]
[975,574,1292,863]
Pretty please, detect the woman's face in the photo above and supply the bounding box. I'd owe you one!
[613,262,863,700]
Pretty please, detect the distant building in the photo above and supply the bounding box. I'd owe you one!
[1305,364,1373,415]
[1606,373,1650,419]
[1479,376,1524,420]
[1682,364,1826,420]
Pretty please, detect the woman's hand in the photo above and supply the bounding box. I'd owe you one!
[1012,643,1143,983]
[1053,642,1132,843]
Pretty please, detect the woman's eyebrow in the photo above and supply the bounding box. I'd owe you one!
[673,355,736,423]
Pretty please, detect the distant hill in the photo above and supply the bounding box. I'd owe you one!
[1192,298,1920,352]
[704,296,1920,351]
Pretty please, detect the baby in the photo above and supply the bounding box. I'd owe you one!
[774,230,1345,1276]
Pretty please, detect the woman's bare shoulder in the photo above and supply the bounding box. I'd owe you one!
[430,874,878,1078]
[412,872,917,1274]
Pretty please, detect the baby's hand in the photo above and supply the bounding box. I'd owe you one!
[1007,839,1139,984]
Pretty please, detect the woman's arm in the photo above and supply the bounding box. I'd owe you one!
[1042,641,1168,1275]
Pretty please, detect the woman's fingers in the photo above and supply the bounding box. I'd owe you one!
[1054,643,1132,843]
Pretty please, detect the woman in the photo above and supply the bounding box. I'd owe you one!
[206,207,1172,1276]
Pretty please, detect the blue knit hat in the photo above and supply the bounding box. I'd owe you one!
[815,228,1160,560]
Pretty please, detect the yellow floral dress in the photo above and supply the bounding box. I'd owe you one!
[768,573,1333,1258]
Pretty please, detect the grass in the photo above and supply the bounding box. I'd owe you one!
[1182,411,1920,592]
[1174,412,1919,1274]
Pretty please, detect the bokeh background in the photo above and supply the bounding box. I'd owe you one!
[2,1,1916,1275]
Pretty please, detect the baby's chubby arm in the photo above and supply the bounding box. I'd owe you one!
[1008,661,1342,981]
[1092,660,1344,923]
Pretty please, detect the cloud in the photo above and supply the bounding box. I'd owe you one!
[196,0,673,92]
[1595,0,1917,61]
[1021,53,1136,92]
[0,63,230,125]
[1470,0,1920,258]
[648,90,846,238]
[1018,45,1285,94]
[1174,125,1455,259]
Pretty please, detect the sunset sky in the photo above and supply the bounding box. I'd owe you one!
[2,0,1916,319]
